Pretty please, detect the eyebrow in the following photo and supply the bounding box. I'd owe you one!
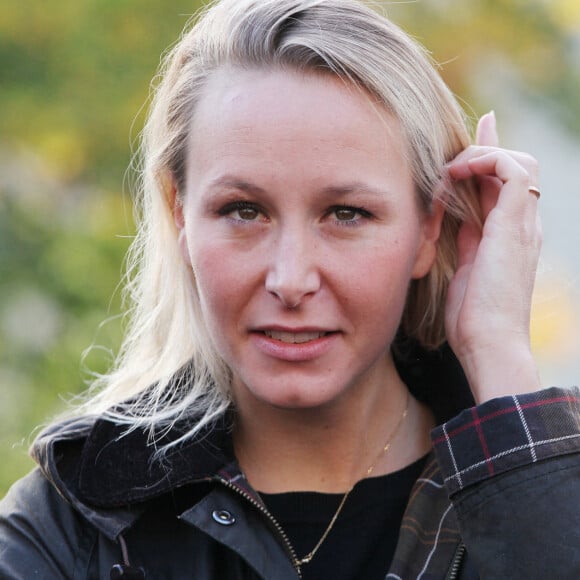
[319,182,393,199]
[206,176,266,195]
[206,176,393,199]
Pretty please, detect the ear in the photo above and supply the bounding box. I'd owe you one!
[163,171,191,267]
[411,200,445,279]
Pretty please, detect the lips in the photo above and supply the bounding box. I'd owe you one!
[262,330,327,344]
[251,328,338,362]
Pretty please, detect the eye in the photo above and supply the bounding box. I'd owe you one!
[335,207,359,221]
[236,206,259,221]
[328,205,372,224]
[218,201,263,222]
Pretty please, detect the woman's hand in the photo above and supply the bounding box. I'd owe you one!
[444,112,542,403]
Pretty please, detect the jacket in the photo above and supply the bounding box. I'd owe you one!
[1,345,580,579]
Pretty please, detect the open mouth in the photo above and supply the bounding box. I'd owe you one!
[262,330,330,344]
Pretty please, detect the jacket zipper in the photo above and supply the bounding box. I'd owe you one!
[445,542,466,580]
[216,476,303,579]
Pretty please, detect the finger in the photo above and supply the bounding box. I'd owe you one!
[476,111,499,147]
[466,152,535,207]
[456,220,481,270]
[446,148,539,223]
[469,157,527,217]
[477,175,501,221]
[466,153,541,244]
[447,147,535,181]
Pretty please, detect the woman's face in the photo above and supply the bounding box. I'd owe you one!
[177,68,441,410]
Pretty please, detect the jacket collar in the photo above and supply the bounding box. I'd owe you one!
[31,416,151,540]
[76,412,236,508]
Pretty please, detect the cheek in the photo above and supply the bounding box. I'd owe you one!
[364,235,421,283]
[190,242,254,329]
[349,238,421,314]
[193,246,231,301]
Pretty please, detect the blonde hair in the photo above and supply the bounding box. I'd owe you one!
[82,0,479,444]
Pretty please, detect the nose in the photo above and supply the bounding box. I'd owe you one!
[265,225,321,308]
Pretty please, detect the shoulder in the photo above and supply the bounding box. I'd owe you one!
[0,468,97,579]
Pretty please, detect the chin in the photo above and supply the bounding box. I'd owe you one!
[269,395,333,411]
[241,378,342,412]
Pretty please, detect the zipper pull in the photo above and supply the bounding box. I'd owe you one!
[110,564,146,579]
[110,533,146,579]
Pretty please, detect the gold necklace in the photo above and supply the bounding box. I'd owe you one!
[296,392,410,567]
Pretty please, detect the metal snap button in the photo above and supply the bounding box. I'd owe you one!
[212,509,236,526]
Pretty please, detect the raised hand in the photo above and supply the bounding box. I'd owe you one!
[444,112,542,403]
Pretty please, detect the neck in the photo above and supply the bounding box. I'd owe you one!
[233,363,434,493]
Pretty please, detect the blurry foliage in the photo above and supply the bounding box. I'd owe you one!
[1,0,579,495]
[388,0,580,133]
[0,0,201,185]
[0,0,204,494]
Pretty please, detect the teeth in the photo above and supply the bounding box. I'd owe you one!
[264,330,326,344]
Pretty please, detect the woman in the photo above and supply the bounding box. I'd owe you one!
[1,0,578,578]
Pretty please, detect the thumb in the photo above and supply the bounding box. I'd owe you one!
[475,111,499,147]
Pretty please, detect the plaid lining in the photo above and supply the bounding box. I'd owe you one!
[431,386,580,496]
[387,456,462,579]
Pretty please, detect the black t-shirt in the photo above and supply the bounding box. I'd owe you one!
[259,455,427,580]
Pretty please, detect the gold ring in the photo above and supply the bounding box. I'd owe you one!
[528,186,541,199]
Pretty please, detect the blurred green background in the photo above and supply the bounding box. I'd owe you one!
[2,0,580,496]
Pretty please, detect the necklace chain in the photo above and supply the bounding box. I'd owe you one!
[297,392,410,567]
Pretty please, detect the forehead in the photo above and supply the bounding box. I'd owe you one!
[192,66,402,141]
[185,67,413,193]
